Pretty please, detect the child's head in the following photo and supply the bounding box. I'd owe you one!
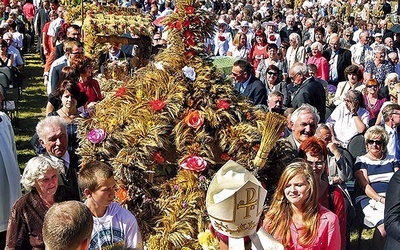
[78,161,116,204]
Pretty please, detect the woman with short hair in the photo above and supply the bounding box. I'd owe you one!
[364,45,395,86]
[5,156,79,249]
[307,42,329,81]
[355,125,399,238]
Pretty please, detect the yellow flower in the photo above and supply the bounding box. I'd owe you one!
[110,118,118,127]
[147,120,155,128]
[136,89,143,100]
[198,230,219,250]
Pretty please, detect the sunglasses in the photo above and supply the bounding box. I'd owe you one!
[366,139,383,145]
[306,160,325,168]
[267,71,278,76]
[367,85,378,88]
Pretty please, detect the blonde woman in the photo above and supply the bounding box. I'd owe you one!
[264,161,341,250]
[227,32,250,60]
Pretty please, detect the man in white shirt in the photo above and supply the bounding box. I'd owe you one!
[382,104,400,160]
[350,31,373,69]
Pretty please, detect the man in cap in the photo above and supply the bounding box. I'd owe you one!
[206,160,283,250]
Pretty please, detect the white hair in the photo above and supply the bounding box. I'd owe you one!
[20,156,63,191]
[311,42,323,51]
[290,104,320,124]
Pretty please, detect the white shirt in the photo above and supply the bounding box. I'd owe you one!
[47,17,64,37]
[326,103,370,147]
[350,43,374,65]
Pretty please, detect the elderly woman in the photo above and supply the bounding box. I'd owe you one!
[363,78,387,123]
[340,27,356,49]
[327,90,370,147]
[264,161,341,249]
[379,72,399,101]
[213,19,232,56]
[333,65,364,106]
[307,42,329,81]
[355,125,399,238]
[286,33,305,70]
[5,156,79,249]
[364,45,395,86]
[227,32,250,60]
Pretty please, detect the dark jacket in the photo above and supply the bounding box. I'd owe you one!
[322,48,353,83]
[290,77,326,122]
[235,75,267,106]
[384,170,400,249]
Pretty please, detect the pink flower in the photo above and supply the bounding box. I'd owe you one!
[217,100,230,110]
[87,128,107,144]
[185,110,204,128]
[149,99,166,111]
[180,155,207,172]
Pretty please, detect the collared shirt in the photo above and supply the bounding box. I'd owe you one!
[108,50,121,61]
[48,151,70,170]
[239,76,251,94]
[385,124,400,160]
[350,43,373,65]
[326,103,370,147]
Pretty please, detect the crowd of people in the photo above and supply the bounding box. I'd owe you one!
[1,0,400,249]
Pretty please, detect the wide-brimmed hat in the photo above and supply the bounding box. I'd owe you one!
[218,19,228,26]
[240,21,250,27]
[373,32,382,37]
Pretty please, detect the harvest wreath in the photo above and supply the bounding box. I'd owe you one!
[75,0,293,248]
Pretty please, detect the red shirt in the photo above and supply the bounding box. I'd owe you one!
[78,78,102,104]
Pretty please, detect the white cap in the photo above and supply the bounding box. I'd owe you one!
[240,21,250,27]
[373,32,382,37]
[206,160,269,249]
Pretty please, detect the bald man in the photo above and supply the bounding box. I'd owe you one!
[322,34,352,86]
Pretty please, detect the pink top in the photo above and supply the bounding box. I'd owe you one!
[287,206,341,250]
[307,55,329,81]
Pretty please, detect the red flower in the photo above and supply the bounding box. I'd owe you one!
[217,100,230,110]
[167,22,174,29]
[180,155,207,172]
[153,151,165,163]
[185,110,204,128]
[194,17,202,25]
[219,35,226,41]
[269,34,276,41]
[115,86,126,97]
[185,5,195,14]
[253,144,260,152]
[182,20,191,28]
[184,30,194,39]
[175,21,183,30]
[149,99,166,111]
[115,188,130,203]
[186,37,196,47]
[221,153,231,160]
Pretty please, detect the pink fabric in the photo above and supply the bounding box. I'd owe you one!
[23,3,36,19]
[307,55,329,81]
[287,206,341,250]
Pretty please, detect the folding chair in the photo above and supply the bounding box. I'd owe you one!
[0,67,19,125]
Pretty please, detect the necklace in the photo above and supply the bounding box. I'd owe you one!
[367,96,378,110]
[59,108,77,121]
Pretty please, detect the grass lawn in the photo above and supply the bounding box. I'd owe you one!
[14,51,380,250]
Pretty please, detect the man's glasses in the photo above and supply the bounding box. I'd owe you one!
[366,139,383,145]
[267,71,278,76]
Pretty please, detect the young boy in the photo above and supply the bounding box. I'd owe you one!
[78,161,143,250]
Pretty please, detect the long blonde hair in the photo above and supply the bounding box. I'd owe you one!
[265,161,320,248]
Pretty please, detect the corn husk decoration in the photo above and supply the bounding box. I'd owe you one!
[75,0,292,248]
